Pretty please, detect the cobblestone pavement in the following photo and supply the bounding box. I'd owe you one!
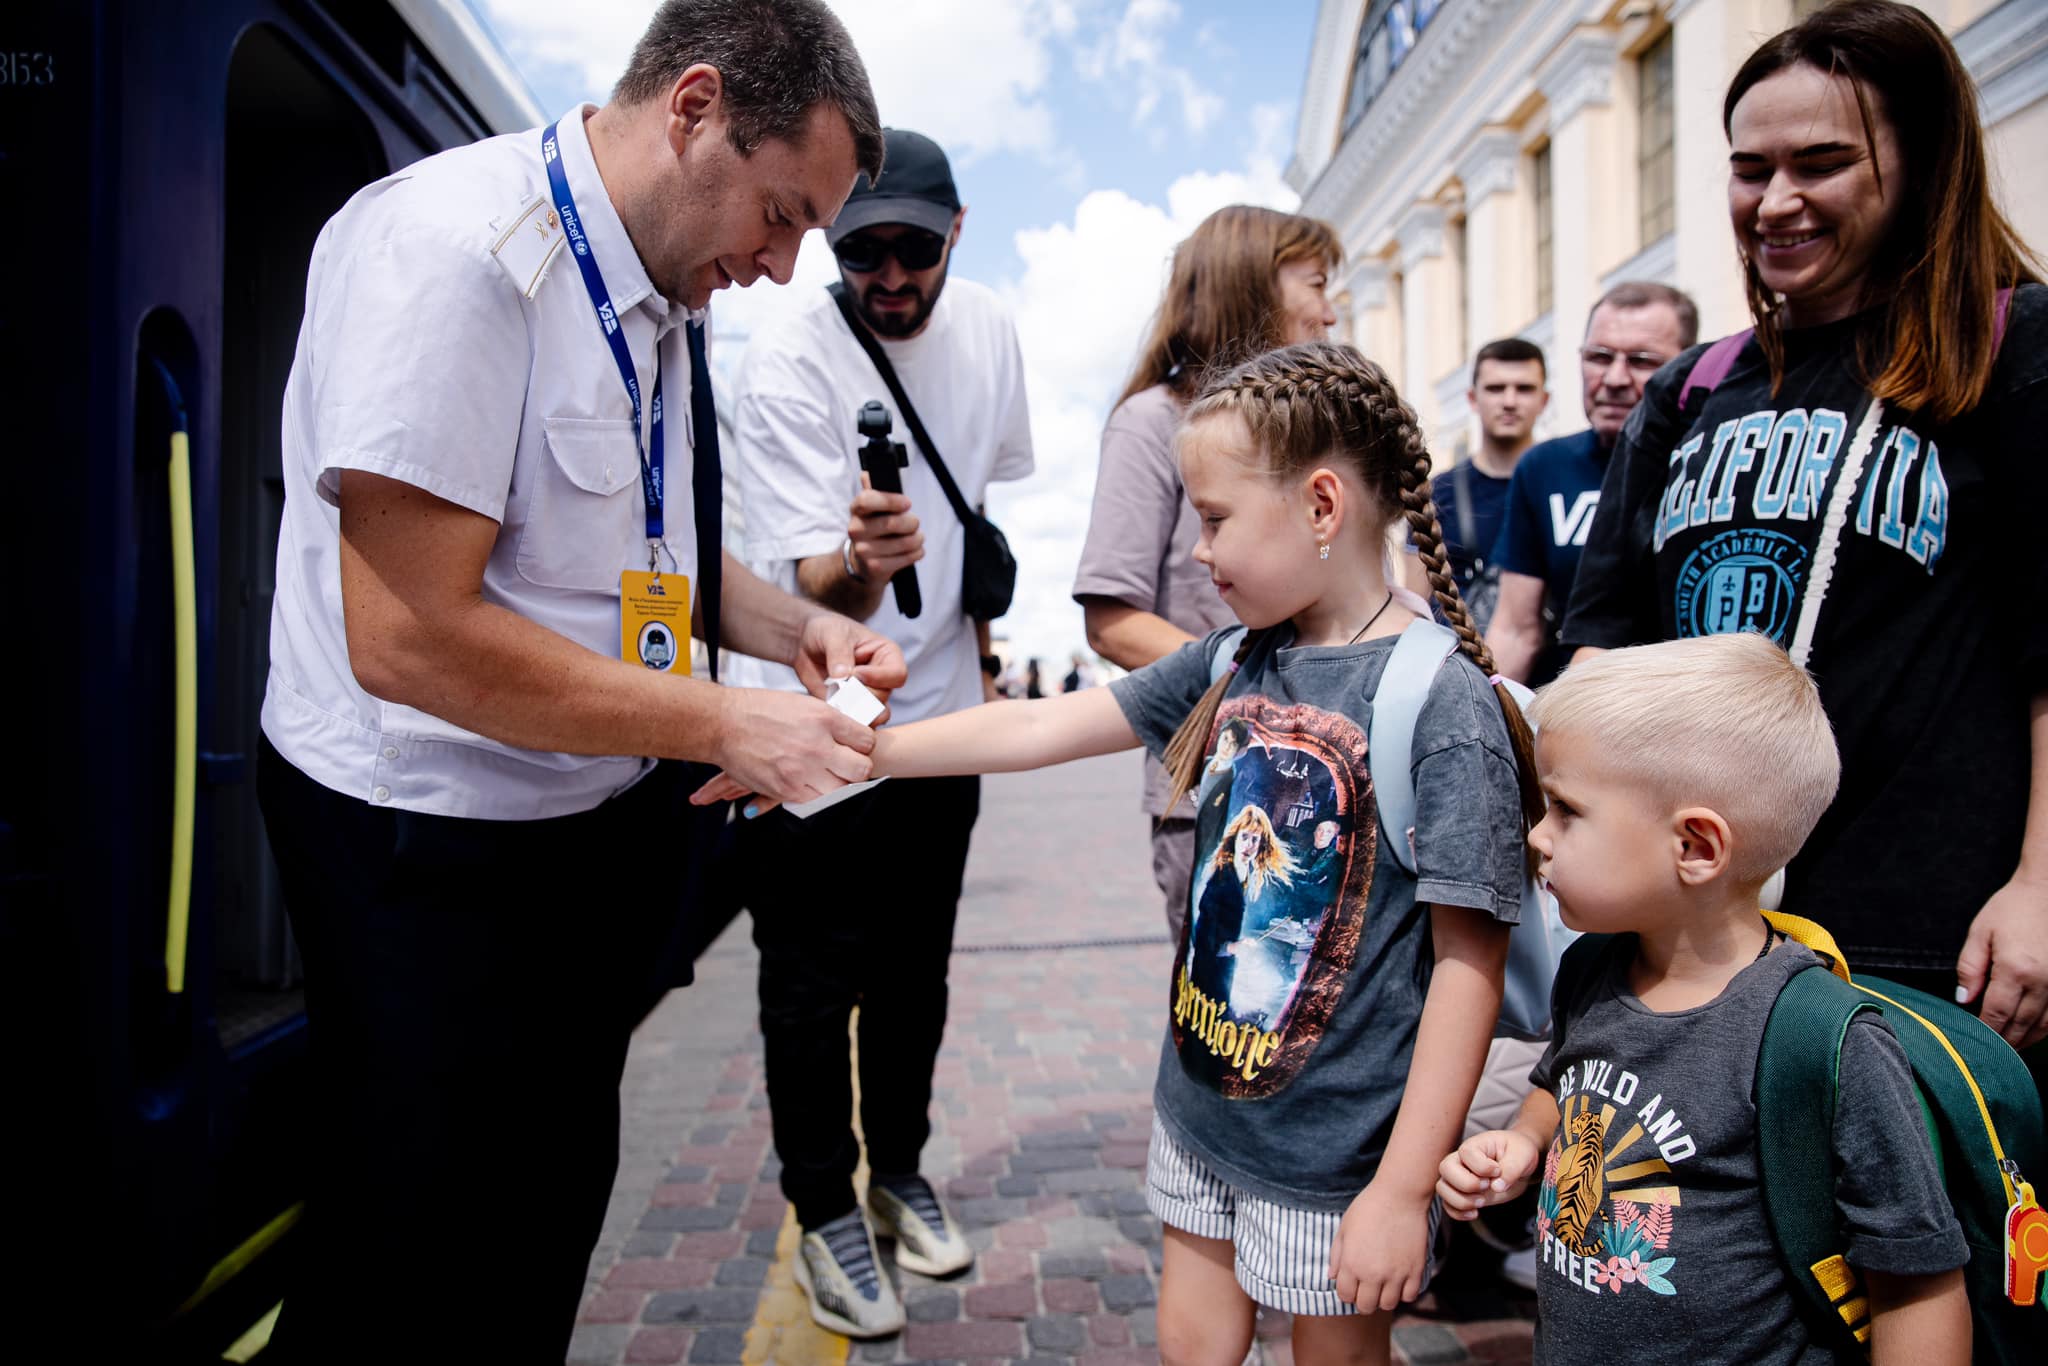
[573,751,1535,1365]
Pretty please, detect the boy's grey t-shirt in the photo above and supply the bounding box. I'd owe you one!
[1111,628,1525,1210]
[1529,937,1965,1365]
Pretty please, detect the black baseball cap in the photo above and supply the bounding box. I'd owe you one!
[825,129,960,245]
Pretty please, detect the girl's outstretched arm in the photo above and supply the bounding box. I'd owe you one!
[875,686,1140,779]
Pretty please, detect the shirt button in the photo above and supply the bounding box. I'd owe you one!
[372,785,391,803]
[604,463,615,484]
[382,746,400,760]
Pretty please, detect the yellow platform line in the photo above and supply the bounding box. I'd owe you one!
[741,1010,866,1365]
[741,1209,852,1365]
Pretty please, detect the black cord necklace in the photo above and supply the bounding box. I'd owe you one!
[1755,914,1778,962]
[1348,591,1396,645]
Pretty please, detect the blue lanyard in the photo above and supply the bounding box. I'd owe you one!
[542,121,664,554]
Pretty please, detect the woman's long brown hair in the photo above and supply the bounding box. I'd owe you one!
[1159,343,1545,834]
[1723,0,2040,423]
[1118,206,1343,408]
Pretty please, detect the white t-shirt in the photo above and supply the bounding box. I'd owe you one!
[261,105,705,820]
[726,280,1033,723]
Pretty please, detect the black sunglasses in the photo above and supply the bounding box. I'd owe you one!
[832,229,947,273]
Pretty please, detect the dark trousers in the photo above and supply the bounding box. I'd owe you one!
[257,740,696,1365]
[741,775,981,1230]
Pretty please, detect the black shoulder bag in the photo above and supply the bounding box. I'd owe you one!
[828,283,1017,621]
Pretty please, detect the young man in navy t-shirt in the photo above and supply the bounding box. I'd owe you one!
[1487,282,1696,684]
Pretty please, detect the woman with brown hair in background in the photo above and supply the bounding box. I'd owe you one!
[1563,0,2048,1048]
[1072,204,1342,941]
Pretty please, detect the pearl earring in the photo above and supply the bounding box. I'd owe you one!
[1318,543,1330,561]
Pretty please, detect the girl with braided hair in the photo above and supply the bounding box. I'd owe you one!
[838,341,1535,1362]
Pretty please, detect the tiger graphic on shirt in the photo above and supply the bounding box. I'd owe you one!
[1536,1057,1694,1298]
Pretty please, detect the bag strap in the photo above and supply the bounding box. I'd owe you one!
[1367,620,1461,875]
[1451,462,1479,562]
[1207,625,1249,686]
[1757,965,1884,1353]
[1678,330,1753,413]
[1679,286,2013,415]
[827,282,978,528]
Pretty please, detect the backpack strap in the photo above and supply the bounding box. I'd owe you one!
[1995,285,2015,352]
[1206,626,1248,686]
[1367,620,1461,875]
[1757,965,1885,1352]
[1678,330,1754,414]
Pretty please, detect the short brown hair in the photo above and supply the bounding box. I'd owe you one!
[615,0,884,183]
[1588,281,1700,350]
[1724,0,2041,422]
[1471,336,1547,385]
[1119,206,1343,406]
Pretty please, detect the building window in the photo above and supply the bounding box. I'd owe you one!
[1340,0,1444,134]
[1533,142,1554,318]
[1638,31,1676,245]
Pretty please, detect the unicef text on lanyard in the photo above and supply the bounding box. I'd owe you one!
[543,122,689,674]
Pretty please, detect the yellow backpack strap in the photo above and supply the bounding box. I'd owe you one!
[1762,910,1854,983]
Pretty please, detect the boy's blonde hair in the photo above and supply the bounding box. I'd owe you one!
[1529,633,1840,882]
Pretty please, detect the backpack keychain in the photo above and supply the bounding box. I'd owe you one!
[2005,1160,2047,1307]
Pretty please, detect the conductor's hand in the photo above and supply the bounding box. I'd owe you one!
[703,687,877,809]
[848,473,924,584]
[791,611,907,705]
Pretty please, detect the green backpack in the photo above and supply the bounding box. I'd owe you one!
[1755,911,2048,1361]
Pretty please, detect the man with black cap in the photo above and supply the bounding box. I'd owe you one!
[725,128,1033,1338]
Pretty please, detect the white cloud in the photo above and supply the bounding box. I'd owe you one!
[479,0,1065,164]
[1075,0,1223,137]
[987,158,1298,668]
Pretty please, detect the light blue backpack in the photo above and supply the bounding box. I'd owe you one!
[1207,619,1570,1039]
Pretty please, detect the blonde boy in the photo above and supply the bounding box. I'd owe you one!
[1438,634,1969,1364]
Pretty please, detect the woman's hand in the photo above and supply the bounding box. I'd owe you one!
[1957,870,2048,1048]
[1329,1179,1434,1314]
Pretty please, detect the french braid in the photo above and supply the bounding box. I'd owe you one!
[1164,342,1545,833]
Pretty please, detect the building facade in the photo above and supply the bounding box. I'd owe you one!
[1288,0,2048,458]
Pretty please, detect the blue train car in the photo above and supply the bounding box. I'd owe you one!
[2,2,540,1352]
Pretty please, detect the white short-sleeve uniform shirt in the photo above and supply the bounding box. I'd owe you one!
[725,280,1033,723]
[262,105,704,821]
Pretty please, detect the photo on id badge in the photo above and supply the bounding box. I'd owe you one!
[1178,698,1375,1096]
[621,570,690,673]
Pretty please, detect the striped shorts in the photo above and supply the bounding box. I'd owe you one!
[1144,1118,1445,1317]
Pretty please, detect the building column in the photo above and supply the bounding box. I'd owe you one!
[1668,0,1795,338]
[1345,258,1402,382]
[1456,127,1535,353]
[1396,201,1460,445]
[1536,28,1627,345]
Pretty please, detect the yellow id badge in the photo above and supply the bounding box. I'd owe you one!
[621,570,690,674]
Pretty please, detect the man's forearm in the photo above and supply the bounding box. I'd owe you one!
[792,547,888,620]
[358,590,732,763]
[717,550,833,663]
[1081,598,1194,672]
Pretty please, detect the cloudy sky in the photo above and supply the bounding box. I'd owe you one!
[476,0,1319,667]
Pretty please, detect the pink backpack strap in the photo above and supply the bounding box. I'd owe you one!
[1994,286,2014,353]
[1679,330,1753,413]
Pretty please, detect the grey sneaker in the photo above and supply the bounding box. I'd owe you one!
[868,1174,973,1277]
[794,1210,905,1339]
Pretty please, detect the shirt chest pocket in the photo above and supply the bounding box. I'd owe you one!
[518,417,645,591]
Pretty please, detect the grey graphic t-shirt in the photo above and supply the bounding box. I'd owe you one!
[1529,937,1965,1364]
[1111,627,1525,1209]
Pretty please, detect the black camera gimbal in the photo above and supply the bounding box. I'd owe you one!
[854,400,921,618]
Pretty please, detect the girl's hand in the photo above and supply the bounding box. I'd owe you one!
[1437,1129,1541,1220]
[1328,1180,1433,1313]
[1957,871,2048,1048]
